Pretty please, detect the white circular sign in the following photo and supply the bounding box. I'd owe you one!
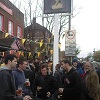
[66,31,75,39]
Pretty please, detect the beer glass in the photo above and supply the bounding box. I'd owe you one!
[25,78,30,86]
[16,85,22,96]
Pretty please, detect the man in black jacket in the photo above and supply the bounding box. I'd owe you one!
[24,67,35,97]
[34,63,57,100]
[59,60,85,100]
[34,58,40,75]
[0,54,31,100]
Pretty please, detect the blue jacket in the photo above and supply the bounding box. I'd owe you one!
[12,68,29,95]
[76,64,85,78]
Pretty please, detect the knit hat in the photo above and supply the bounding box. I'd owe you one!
[72,58,78,63]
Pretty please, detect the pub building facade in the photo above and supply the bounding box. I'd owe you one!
[0,0,24,56]
[0,0,53,60]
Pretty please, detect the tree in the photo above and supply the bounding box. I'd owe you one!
[85,52,93,61]
[75,46,81,57]
[10,0,82,57]
[10,0,82,37]
[93,50,100,62]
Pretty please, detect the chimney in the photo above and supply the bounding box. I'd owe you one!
[33,17,36,24]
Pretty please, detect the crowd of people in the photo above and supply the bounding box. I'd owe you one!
[0,54,100,100]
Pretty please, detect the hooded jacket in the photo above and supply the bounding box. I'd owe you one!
[0,66,23,100]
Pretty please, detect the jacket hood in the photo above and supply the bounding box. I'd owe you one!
[0,66,9,71]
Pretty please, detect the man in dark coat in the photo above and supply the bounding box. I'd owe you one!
[0,54,31,100]
[54,64,62,88]
[59,59,85,100]
[34,64,57,100]
[34,58,40,75]
[24,67,35,97]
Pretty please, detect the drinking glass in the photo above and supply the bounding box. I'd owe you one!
[25,78,30,86]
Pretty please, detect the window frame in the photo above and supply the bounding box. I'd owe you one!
[0,13,4,31]
[8,19,14,35]
[17,25,22,38]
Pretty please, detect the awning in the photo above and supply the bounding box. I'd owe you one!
[0,38,19,52]
[0,46,10,52]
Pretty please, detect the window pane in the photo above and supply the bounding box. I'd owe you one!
[8,20,13,35]
[17,26,21,38]
[0,15,3,31]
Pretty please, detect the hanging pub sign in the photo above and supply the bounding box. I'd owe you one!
[44,0,71,14]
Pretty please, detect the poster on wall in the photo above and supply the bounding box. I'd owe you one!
[44,0,71,14]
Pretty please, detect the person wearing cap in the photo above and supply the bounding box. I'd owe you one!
[72,58,85,78]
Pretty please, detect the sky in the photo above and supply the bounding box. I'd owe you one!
[71,0,100,57]
[9,0,100,58]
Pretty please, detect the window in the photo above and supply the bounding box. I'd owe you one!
[0,14,4,31]
[17,25,22,38]
[8,20,14,35]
